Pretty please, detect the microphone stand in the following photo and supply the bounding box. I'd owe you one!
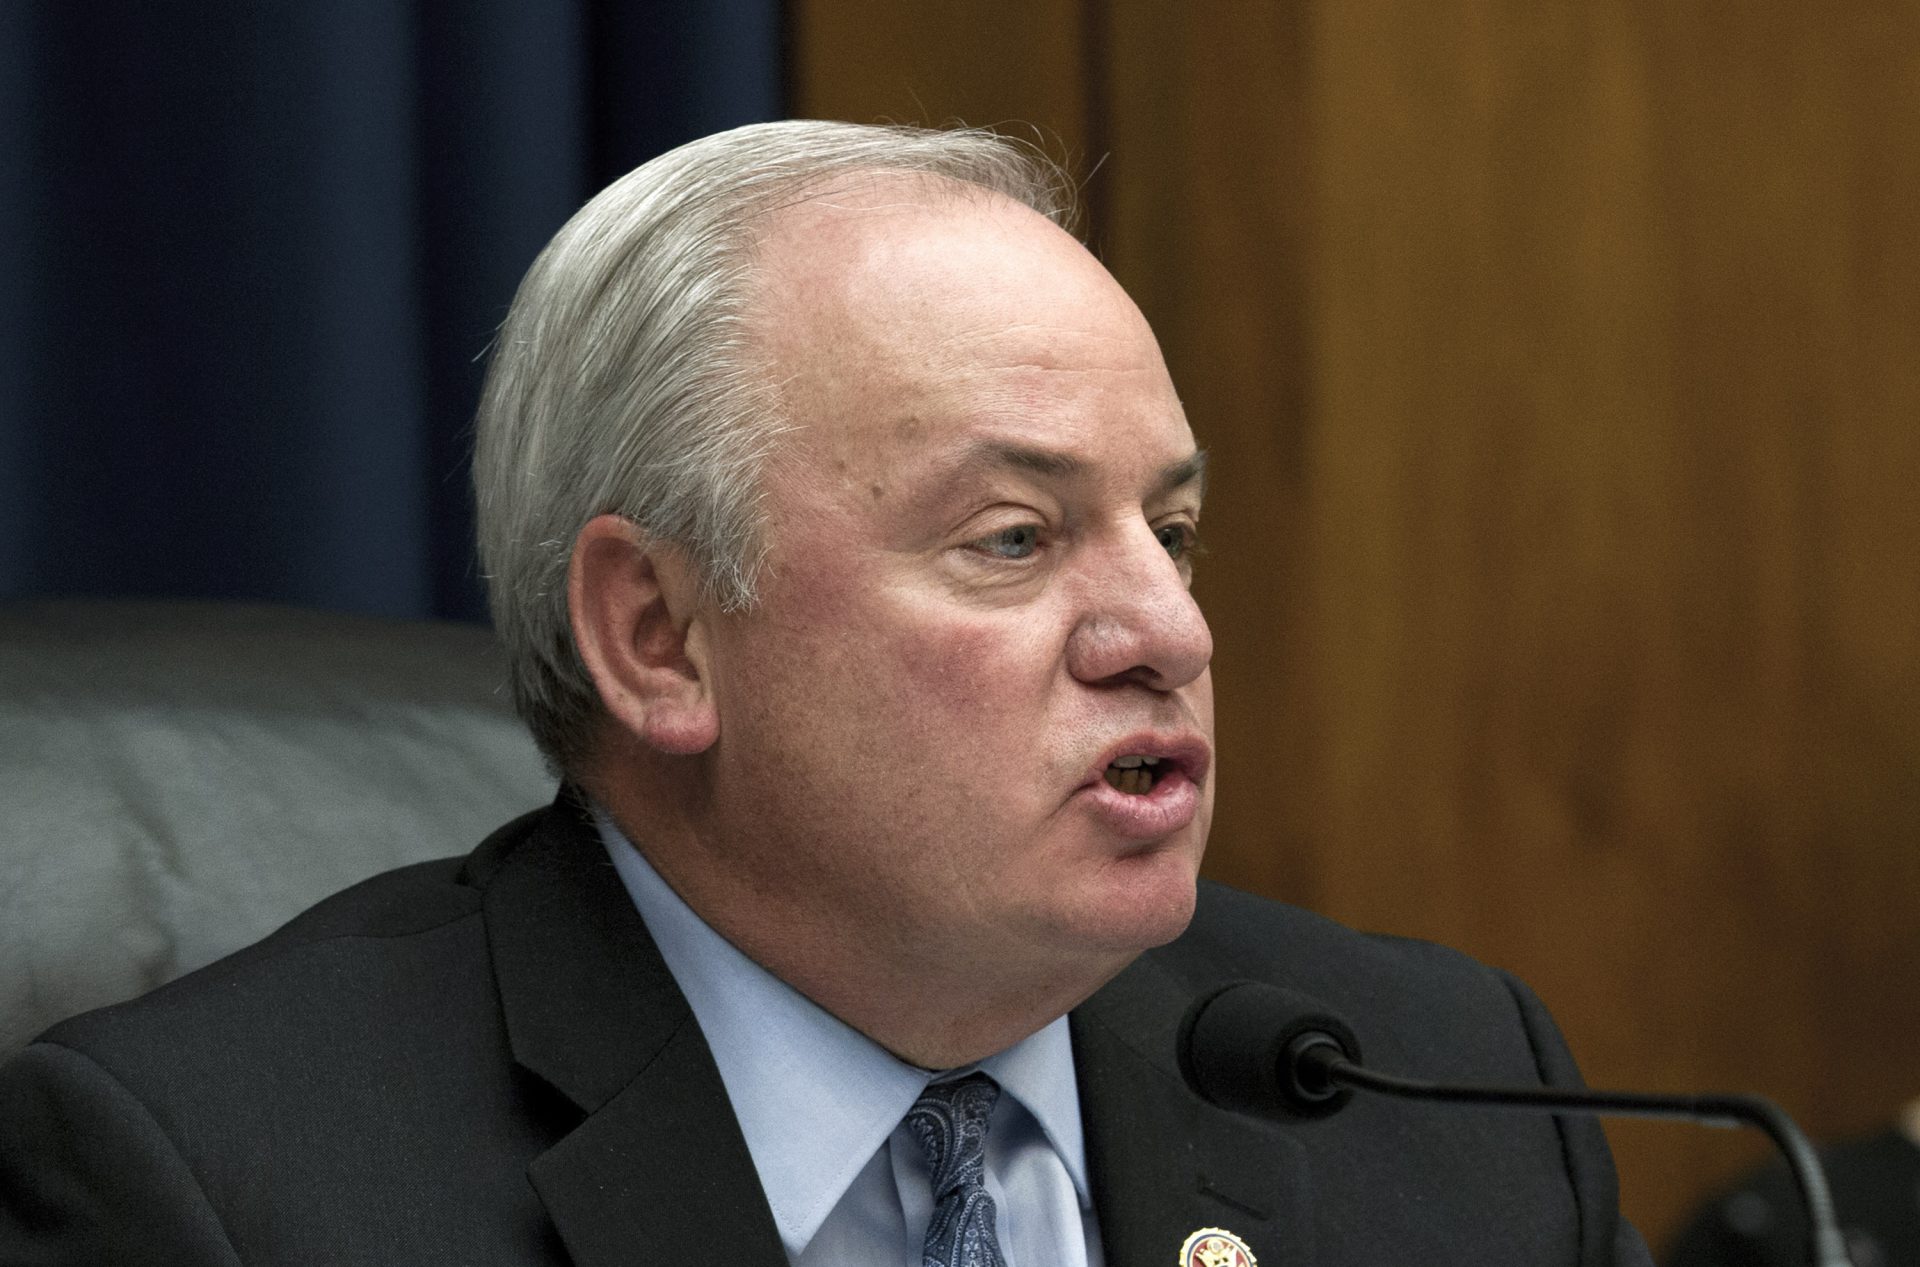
[1294,1040,1853,1267]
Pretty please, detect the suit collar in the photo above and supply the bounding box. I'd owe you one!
[476,793,788,1267]
[1073,950,1315,1267]
[474,795,1310,1267]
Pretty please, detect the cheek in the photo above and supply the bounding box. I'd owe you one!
[877,610,1078,789]
[777,558,1057,716]
[891,614,1034,706]
[723,580,1051,783]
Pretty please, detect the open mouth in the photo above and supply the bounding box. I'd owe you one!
[1102,754,1169,796]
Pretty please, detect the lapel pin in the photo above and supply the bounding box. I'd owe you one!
[1179,1227,1257,1267]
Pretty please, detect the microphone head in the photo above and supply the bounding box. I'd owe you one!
[1178,980,1362,1121]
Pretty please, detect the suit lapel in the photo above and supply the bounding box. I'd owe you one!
[477,797,1314,1266]
[1073,954,1315,1267]
[478,796,787,1267]
[527,1019,786,1267]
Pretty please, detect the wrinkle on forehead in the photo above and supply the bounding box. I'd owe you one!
[926,322,1152,377]
[927,439,1209,498]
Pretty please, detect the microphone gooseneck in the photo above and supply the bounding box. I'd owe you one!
[1178,981,1852,1267]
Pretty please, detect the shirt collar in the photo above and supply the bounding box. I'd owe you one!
[594,811,1092,1255]
[977,1010,1089,1206]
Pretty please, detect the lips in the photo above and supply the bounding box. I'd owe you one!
[1085,732,1212,793]
[1074,731,1212,841]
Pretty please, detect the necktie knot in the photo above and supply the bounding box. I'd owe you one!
[906,1073,1007,1267]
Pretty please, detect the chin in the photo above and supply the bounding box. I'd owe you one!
[1051,850,1201,957]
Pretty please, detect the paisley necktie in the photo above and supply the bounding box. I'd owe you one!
[906,1073,1009,1267]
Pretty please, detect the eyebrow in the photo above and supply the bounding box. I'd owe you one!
[1159,449,1210,499]
[948,440,1209,499]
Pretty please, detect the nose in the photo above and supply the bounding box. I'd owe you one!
[1065,525,1214,691]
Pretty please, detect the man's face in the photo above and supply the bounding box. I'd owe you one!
[695,182,1214,992]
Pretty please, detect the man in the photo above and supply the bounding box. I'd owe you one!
[0,121,1651,1264]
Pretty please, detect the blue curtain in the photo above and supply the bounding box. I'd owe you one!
[0,1,782,622]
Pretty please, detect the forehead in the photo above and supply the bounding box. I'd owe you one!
[744,177,1192,478]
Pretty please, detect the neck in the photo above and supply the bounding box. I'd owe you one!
[657,833,1128,1067]
[748,936,1125,1069]
[586,769,1130,1069]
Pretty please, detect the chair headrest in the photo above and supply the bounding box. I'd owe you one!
[1,599,553,1053]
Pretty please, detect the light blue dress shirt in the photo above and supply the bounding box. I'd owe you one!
[596,812,1106,1267]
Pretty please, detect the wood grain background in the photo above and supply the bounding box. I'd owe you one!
[790,1,1920,1248]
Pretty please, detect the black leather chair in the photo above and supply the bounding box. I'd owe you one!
[0,599,552,1055]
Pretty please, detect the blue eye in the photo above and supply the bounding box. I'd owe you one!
[977,524,1041,559]
[1156,522,1196,560]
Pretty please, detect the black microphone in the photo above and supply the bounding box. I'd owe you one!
[1178,981,1852,1267]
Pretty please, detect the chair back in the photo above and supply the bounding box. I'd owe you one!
[0,599,552,1054]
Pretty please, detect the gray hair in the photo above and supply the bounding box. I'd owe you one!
[473,120,1079,774]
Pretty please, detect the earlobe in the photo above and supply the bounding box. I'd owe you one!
[568,515,720,756]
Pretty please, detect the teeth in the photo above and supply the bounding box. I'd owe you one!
[1102,754,1169,795]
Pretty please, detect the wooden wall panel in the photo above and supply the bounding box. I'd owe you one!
[792,0,1920,1249]
[788,0,1091,169]
[1296,3,1920,1240]
[1098,2,1322,912]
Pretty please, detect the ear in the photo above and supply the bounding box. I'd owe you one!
[568,514,719,756]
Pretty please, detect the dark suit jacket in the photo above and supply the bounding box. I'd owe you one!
[0,794,1651,1265]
